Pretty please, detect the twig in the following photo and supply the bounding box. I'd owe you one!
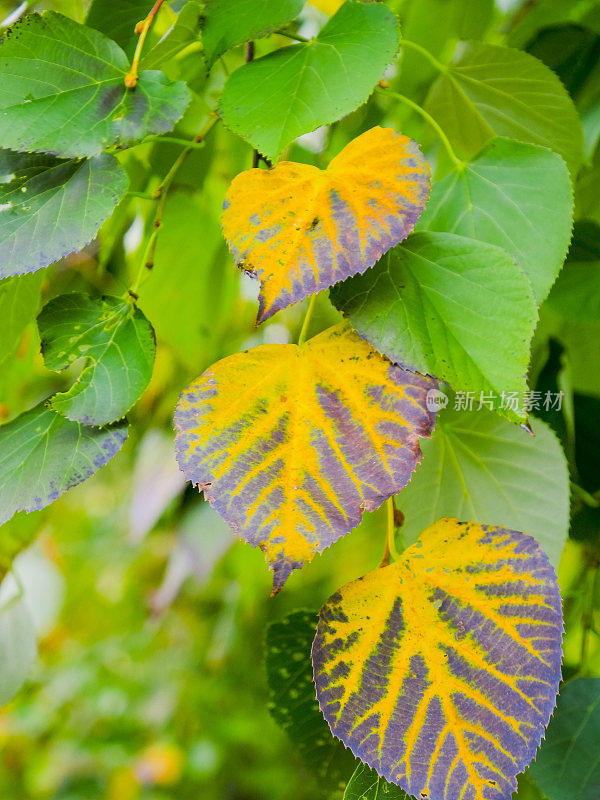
[129,114,219,295]
[125,0,166,88]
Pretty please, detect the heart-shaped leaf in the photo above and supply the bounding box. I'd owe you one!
[313,518,563,800]
[0,404,128,527]
[174,323,436,592]
[0,150,128,279]
[0,11,190,158]
[38,294,156,426]
[417,138,574,304]
[219,1,399,161]
[222,126,430,322]
[331,232,538,423]
[425,42,583,176]
[397,408,570,569]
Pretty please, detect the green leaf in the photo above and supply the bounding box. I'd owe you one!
[141,1,205,71]
[265,610,357,796]
[0,595,37,706]
[0,150,128,279]
[0,273,43,366]
[203,0,304,67]
[529,677,600,800]
[38,294,156,426]
[0,404,128,527]
[220,0,399,161]
[425,42,584,176]
[417,138,574,304]
[331,232,537,423]
[344,764,409,800]
[0,12,191,158]
[396,408,570,569]
[86,0,153,56]
[547,221,600,323]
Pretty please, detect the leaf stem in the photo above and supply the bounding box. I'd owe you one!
[400,39,448,74]
[125,0,166,88]
[129,114,219,295]
[377,87,464,169]
[140,135,209,149]
[275,28,309,42]
[381,498,402,566]
[297,294,317,346]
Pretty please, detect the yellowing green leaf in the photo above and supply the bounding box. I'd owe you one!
[174,323,436,591]
[313,518,564,800]
[222,127,430,322]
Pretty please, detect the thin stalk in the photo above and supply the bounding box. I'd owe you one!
[125,0,166,88]
[140,135,209,150]
[377,87,464,170]
[297,294,317,346]
[275,29,309,42]
[400,39,447,74]
[129,114,219,295]
[385,497,400,561]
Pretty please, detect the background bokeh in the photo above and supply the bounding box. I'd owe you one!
[1,0,600,798]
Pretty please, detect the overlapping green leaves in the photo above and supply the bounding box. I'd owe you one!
[203,0,304,67]
[397,407,570,567]
[0,11,190,158]
[417,138,574,304]
[332,232,537,423]
[220,1,399,161]
[38,294,156,426]
[0,151,128,278]
[425,42,584,175]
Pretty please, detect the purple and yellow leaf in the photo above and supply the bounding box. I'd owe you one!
[222,126,430,323]
[312,518,563,800]
[174,323,436,592]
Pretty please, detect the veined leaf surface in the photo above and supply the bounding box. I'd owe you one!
[266,610,357,795]
[38,294,156,426]
[0,12,190,158]
[0,150,128,278]
[222,127,430,322]
[202,0,304,67]
[424,42,583,176]
[313,518,563,800]
[0,404,128,527]
[417,138,574,305]
[174,323,436,591]
[219,1,399,161]
[331,232,538,423]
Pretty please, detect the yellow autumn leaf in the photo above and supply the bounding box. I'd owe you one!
[312,518,564,800]
[222,126,430,322]
[174,323,436,591]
